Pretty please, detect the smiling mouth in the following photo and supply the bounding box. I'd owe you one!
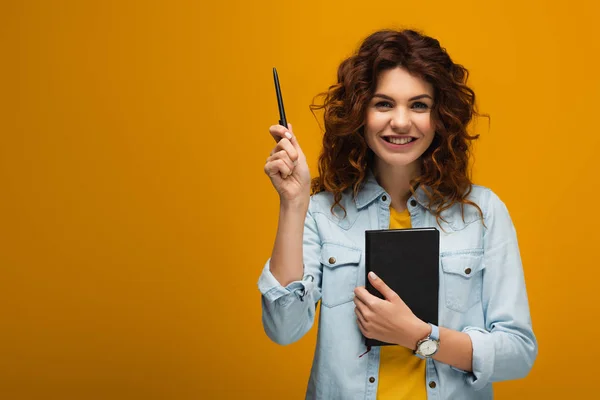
[382,136,417,145]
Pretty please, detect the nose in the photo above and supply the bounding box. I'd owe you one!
[390,108,412,132]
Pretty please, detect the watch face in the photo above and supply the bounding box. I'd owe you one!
[419,340,438,356]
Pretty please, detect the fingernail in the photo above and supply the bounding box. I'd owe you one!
[369,271,378,280]
[285,132,292,139]
[293,160,298,166]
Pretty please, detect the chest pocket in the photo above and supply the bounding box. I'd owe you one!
[441,252,485,313]
[320,243,361,308]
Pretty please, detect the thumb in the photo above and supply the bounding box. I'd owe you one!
[368,272,399,302]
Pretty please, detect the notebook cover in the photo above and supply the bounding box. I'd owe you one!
[364,227,439,347]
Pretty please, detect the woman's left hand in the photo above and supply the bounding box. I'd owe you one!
[354,271,430,349]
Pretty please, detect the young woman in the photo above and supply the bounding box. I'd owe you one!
[258,29,537,400]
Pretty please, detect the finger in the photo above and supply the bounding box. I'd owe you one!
[267,150,295,174]
[271,123,303,156]
[353,294,369,320]
[269,125,293,143]
[272,138,299,165]
[353,286,376,308]
[263,161,282,184]
[353,296,367,314]
[264,159,292,179]
[286,123,304,154]
[368,272,400,302]
[355,308,370,336]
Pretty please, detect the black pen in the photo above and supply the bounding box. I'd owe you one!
[273,67,288,130]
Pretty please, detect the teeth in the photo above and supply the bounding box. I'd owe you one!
[386,137,413,145]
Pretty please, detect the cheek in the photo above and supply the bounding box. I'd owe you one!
[364,113,380,145]
[416,115,435,137]
[365,113,387,135]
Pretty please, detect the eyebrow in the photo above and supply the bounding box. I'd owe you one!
[372,93,433,101]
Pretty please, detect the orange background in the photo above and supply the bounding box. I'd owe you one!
[1,1,598,399]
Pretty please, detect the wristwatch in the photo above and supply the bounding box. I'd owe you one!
[415,323,440,359]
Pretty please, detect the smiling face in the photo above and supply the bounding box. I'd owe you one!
[364,67,436,175]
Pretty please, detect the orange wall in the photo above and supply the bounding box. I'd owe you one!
[1,1,598,399]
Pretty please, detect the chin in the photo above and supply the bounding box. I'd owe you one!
[374,150,421,167]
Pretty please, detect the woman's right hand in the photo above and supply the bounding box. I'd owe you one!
[264,123,311,205]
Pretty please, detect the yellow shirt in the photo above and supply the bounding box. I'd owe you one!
[376,207,427,400]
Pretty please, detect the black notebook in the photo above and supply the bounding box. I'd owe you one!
[364,227,440,347]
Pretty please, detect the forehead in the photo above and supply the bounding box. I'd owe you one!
[375,67,434,98]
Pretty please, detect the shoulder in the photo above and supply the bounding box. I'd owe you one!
[464,184,517,234]
[309,189,356,213]
[468,184,511,217]
[308,189,361,230]
[464,184,491,203]
[437,184,509,230]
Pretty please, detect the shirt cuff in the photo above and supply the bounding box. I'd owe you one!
[257,260,311,304]
[463,326,494,390]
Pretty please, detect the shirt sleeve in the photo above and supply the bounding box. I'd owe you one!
[257,201,323,345]
[462,189,538,390]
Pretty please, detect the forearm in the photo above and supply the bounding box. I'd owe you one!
[433,327,473,372]
[269,199,309,286]
[408,321,473,372]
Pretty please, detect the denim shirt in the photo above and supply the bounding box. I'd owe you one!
[257,172,537,400]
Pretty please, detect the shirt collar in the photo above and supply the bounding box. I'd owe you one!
[354,168,431,210]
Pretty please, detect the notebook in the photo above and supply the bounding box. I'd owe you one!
[364,227,440,347]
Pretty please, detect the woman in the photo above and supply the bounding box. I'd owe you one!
[258,29,537,400]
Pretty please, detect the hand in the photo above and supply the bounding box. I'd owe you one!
[354,272,430,349]
[264,123,311,203]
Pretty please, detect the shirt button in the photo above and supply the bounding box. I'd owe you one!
[382,195,387,201]
[465,268,472,275]
[429,381,437,388]
[328,257,336,264]
[410,199,417,207]
[369,377,376,383]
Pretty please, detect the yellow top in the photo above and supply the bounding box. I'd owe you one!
[376,206,427,400]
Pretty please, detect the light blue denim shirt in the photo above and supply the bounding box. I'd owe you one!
[258,171,537,399]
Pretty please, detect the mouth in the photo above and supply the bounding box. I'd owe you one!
[381,136,417,145]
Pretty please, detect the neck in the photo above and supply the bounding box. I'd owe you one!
[372,159,421,212]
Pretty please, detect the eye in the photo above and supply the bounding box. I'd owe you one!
[375,101,393,109]
[411,101,430,110]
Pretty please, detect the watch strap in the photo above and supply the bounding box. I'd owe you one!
[414,323,440,359]
[429,323,439,341]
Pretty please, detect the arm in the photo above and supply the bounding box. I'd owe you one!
[355,275,474,372]
[421,190,537,381]
[460,190,538,388]
[259,124,322,345]
[432,327,473,371]
[269,200,309,287]
[258,201,323,346]
[354,190,537,383]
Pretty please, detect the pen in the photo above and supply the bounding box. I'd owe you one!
[273,67,288,129]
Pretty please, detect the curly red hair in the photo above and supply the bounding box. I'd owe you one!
[310,29,484,222]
